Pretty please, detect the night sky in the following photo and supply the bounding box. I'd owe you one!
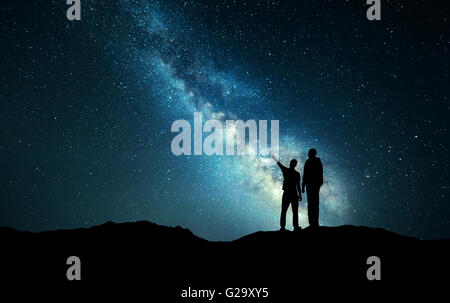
[1,0,449,240]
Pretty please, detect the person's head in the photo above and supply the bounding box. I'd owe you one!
[290,159,297,169]
[308,148,317,159]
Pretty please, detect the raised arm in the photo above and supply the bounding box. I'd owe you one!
[272,154,286,171]
[271,154,278,163]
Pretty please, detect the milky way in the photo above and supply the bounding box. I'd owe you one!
[105,1,351,235]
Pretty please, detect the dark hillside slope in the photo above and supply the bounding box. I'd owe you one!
[1,221,449,298]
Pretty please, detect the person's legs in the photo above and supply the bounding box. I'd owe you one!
[307,186,320,227]
[313,187,320,226]
[314,187,320,226]
[291,199,299,229]
[280,192,290,229]
[311,200,319,227]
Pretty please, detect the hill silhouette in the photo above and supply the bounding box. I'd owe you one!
[1,221,449,298]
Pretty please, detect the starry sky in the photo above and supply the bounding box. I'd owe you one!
[1,0,449,240]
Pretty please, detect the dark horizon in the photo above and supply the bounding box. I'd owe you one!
[0,219,437,242]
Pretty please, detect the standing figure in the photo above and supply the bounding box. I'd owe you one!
[271,154,302,231]
[302,148,323,228]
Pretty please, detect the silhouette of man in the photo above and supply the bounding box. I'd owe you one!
[271,154,302,231]
[302,148,323,228]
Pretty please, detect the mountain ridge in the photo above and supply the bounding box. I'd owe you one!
[1,219,449,297]
[0,220,426,242]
